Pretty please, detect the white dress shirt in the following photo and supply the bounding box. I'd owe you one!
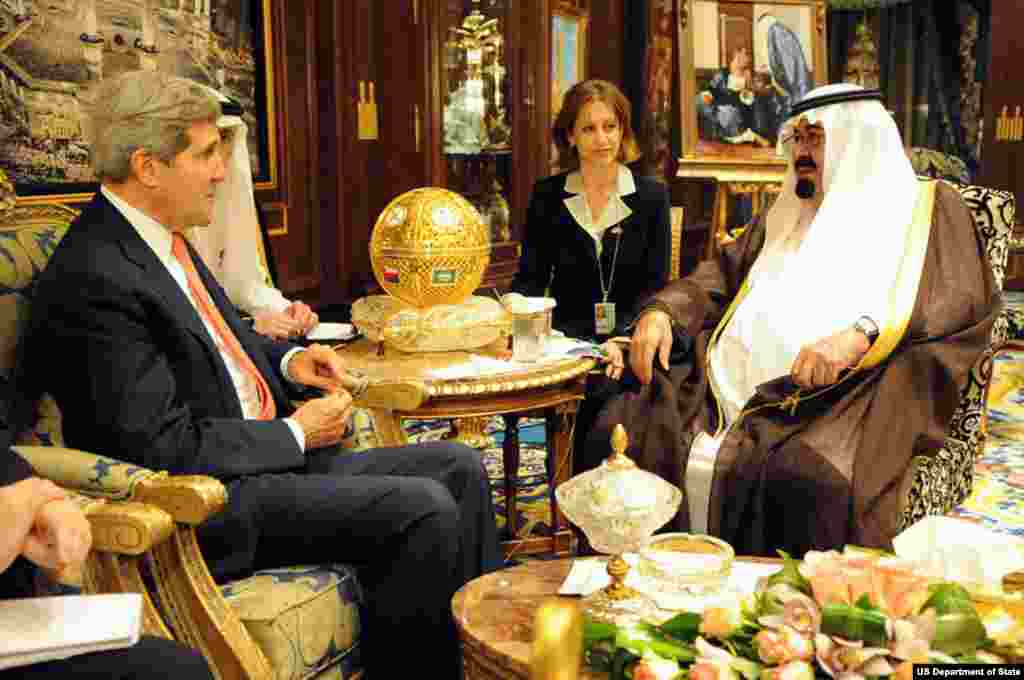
[562,164,636,257]
[102,187,307,451]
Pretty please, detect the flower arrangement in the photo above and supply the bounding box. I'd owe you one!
[584,548,1022,680]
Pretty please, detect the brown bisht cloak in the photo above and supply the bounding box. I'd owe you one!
[586,180,999,556]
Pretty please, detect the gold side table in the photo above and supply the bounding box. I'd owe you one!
[334,338,595,558]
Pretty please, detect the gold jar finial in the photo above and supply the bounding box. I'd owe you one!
[605,423,636,470]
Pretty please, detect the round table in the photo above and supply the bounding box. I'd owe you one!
[452,559,604,680]
[452,556,784,679]
[335,338,596,558]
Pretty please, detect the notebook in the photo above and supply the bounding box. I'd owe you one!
[0,593,142,670]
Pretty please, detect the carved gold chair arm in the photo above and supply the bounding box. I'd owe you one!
[74,495,176,555]
[12,445,227,526]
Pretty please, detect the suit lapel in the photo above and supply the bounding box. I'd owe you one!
[92,195,288,411]
[93,195,214,348]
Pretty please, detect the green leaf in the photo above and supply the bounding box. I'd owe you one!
[923,583,976,616]
[930,612,990,657]
[659,612,703,641]
[584,618,619,644]
[611,648,641,680]
[820,601,889,646]
[762,551,812,596]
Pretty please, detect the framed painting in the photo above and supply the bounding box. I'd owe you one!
[677,0,827,182]
[0,0,278,204]
[551,6,588,124]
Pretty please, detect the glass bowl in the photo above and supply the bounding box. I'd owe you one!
[637,533,734,596]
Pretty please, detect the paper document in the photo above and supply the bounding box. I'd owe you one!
[0,593,142,670]
[306,322,358,341]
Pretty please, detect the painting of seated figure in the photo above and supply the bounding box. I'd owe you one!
[680,0,827,174]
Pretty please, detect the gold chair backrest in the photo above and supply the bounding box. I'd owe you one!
[0,169,79,444]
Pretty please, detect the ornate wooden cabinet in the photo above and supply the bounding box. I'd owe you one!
[311,0,554,307]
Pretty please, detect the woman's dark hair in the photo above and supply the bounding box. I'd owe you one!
[552,79,641,172]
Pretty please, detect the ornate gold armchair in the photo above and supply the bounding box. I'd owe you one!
[899,181,1016,530]
[0,172,365,680]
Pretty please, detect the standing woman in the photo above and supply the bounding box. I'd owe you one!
[510,79,672,474]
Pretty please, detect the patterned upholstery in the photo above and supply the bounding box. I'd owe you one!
[907,147,972,185]
[0,175,366,679]
[220,565,363,680]
[899,181,1016,531]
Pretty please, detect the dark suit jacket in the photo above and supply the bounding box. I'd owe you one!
[510,168,672,340]
[20,192,306,480]
[18,193,315,579]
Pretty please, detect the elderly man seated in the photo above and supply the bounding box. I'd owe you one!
[580,84,999,557]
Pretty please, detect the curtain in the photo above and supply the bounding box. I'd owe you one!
[831,0,989,178]
[625,0,680,180]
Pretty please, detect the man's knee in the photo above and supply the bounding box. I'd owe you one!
[404,477,460,523]
[420,440,488,483]
[769,442,850,500]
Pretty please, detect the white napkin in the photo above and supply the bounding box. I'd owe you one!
[306,322,357,341]
[892,516,1024,591]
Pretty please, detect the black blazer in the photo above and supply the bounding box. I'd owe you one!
[19,192,305,481]
[510,168,672,340]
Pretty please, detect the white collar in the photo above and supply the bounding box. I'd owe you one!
[101,185,179,270]
[564,163,637,197]
[563,165,636,253]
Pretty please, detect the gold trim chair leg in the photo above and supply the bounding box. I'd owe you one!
[146,528,274,680]
[86,552,175,639]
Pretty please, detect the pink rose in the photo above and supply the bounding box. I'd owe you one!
[755,627,813,665]
[870,558,933,620]
[762,660,815,680]
[689,661,723,680]
[701,606,743,639]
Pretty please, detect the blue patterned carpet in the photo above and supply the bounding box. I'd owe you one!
[407,294,1024,542]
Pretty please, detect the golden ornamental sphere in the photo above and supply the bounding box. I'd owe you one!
[370,187,491,308]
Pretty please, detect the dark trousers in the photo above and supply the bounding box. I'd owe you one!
[203,441,501,680]
[0,635,212,679]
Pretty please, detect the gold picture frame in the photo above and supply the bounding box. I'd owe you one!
[677,0,828,182]
[551,5,589,125]
[1,0,278,206]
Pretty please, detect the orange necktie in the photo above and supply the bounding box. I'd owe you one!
[172,232,276,420]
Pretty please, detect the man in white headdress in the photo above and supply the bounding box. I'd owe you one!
[186,89,318,339]
[583,84,998,556]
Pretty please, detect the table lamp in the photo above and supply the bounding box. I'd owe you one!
[556,424,682,624]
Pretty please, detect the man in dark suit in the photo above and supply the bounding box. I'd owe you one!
[18,71,500,679]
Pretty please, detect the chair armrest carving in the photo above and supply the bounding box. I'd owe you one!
[133,474,226,526]
[82,499,175,555]
[13,445,227,526]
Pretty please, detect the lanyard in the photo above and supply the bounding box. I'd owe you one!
[597,228,623,303]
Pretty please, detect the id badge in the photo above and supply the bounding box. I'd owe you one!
[594,302,616,335]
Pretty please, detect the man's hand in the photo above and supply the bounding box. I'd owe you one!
[253,309,303,339]
[291,390,353,450]
[790,327,871,389]
[285,302,318,334]
[630,310,674,385]
[0,478,66,573]
[288,344,348,391]
[601,339,626,380]
[22,498,92,576]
